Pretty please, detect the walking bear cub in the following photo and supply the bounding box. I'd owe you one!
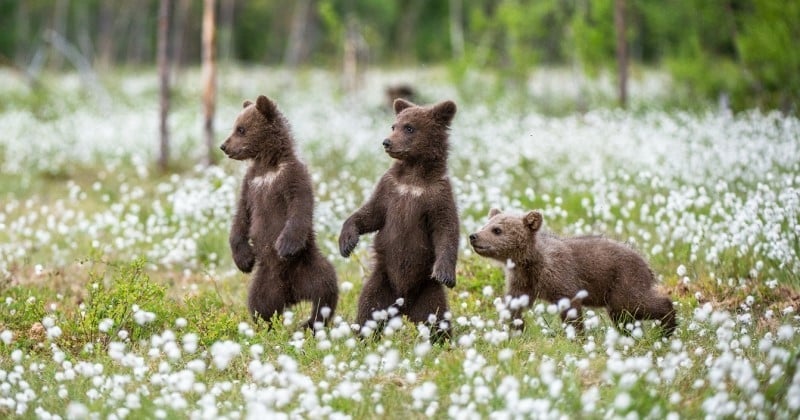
[469,209,676,337]
[339,98,460,336]
[221,95,338,328]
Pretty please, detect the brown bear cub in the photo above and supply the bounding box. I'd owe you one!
[339,98,460,337]
[220,95,338,329]
[469,209,676,337]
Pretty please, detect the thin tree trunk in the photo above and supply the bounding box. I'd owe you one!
[202,0,217,166]
[284,0,313,67]
[172,0,191,68]
[449,0,464,59]
[343,15,365,93]
[50,0,70,69]
[614,0,628,108]
[396,0,422,62]
[15,1,30,66]
[218,0,236,61]
[158,0,172,172]
[97,0,115,69]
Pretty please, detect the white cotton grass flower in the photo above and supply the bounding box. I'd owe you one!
[777,325,795,342]
[498,348,513,362]
[98,318,114,333]
[210,340,241,370]
[66,402,89,419]
[676,264,687,277]
[1,329,13,345]
[133,308,156,325]
[415,341,432,358]
[614,392,632,411]
[411,381,437,409]
[557,298,571,312]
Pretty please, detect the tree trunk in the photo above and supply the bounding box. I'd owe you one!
[127,3,148,64]
[50,0,70,69]
[97,0,115,69]
[172,0,191,69]
[614,0,628,108]
[343,15,366,93]
[15,1,31,66]
[158,0,172,172]
[449,0,464,59]
[396,0,422,62]
[202,0,217,166]
[284,0,313,67]
[218,0,236,61]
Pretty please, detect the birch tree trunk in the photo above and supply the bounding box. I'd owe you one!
[202,0,217,165]
[614,0,628,108]
[158,0,172,172]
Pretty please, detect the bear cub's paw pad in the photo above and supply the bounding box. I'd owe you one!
[232,245,256,273]
[338,224,360,258]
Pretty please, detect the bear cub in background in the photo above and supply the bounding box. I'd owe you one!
[469,209,676,336]
[221,95,338,328]
[339,98,460,337]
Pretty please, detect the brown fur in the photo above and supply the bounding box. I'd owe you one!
[339,99,460,336]
[469,209,676,337]
[221,95,338,328]
[385,84,416,109]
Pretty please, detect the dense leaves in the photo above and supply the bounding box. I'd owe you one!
[0,0,796,111]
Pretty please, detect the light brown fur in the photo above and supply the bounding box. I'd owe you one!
[469,208,676,336]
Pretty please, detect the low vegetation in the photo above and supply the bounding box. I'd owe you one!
[1,67,798,418]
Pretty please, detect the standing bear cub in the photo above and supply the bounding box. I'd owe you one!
[469,209,676,337]
[339,98,460,336]
[221,95,338,329]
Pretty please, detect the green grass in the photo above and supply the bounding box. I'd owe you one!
[1,67,799,418]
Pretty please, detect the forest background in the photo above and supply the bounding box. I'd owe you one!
[0,0,798,114]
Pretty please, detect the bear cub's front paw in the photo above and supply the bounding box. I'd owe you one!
[432,263,456,288]
[338,223,360,258]
[276,232,306,259]
[232,242,256,273]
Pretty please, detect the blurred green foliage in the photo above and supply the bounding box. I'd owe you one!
[0,0,796,112]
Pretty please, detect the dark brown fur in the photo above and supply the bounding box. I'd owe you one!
[339,99,460,335]
[385,84,416,109]
[469,209,676,337]
[221,95,338,328]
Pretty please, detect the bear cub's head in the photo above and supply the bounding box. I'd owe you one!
[220,95,291,162]
[469,208,543,261]
[382,99,457,162]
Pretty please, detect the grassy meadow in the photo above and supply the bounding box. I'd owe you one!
[0,66,799,419]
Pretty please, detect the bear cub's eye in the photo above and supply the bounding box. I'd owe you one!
[236,126,246,135]
[491,227,502,235]
[404,125,414,134]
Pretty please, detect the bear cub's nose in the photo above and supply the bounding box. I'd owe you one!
[468,233,477,242]
[382,138,391,148]
[220,143,227,152]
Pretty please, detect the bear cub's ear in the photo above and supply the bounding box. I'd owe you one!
[432,100,457,125]
[393,98,415,115]
[489,208,502,219]
[242,100,253,108]
[523,211,542,232]
[256,95,279,120]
